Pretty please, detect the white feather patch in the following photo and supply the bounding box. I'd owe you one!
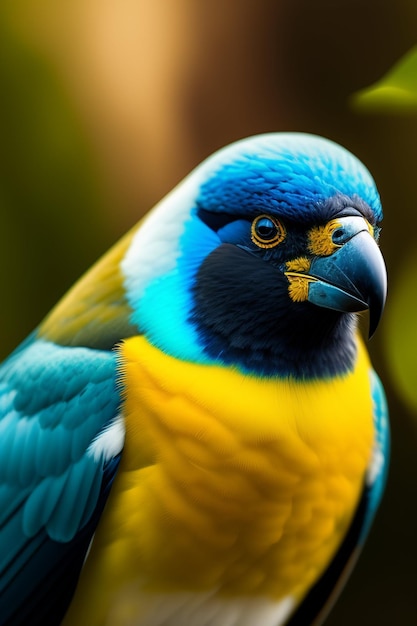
[120,136,261,304]
[366,445,385,487]
[121,173,202,304]
[87,414,125,462]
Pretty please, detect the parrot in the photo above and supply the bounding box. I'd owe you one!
[0,133,389,626]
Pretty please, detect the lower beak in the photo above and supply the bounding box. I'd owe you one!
[304,231,387,337]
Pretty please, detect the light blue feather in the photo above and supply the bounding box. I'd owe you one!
[0,336,123,607]
[360,369,390,543]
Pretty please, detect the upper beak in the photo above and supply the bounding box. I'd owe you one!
[295,227,387,337]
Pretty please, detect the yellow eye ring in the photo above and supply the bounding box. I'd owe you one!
[251,214,286,249]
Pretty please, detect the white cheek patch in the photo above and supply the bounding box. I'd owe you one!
[87,414,125,463]
[121,173,203,309]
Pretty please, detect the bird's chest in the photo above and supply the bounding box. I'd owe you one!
[74,336,374,624]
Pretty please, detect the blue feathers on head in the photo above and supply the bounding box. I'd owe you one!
[196,133,382,223]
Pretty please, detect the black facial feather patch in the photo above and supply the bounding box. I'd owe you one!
[190,244,357,378]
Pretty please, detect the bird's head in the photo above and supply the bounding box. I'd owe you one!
[122,133,386,378]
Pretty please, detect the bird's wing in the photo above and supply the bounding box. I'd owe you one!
[0,338,124,626]
[0,229,145,625]
[285,369,389,626]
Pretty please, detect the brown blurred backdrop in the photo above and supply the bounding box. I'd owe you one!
[0,1,416,623]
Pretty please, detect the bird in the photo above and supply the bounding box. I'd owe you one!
[0,133,389,626]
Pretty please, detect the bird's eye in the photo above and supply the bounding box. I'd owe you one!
[251,215,286,248]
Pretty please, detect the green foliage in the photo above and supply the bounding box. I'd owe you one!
[352,45,417,420]
[352,46,417,112]
[385,252,417,415]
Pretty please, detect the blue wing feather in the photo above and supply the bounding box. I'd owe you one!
[360,369,390,541]
[0,337,124,625]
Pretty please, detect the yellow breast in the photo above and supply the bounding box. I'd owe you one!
[64,335,374,625]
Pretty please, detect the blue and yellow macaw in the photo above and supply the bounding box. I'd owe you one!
[0,133,389,626]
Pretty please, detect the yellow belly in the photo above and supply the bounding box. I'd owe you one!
[64,335,374,625]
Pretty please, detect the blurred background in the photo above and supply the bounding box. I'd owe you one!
[1,1,416,623]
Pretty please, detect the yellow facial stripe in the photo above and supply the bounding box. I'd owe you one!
[285,257,311,273]
[285,258,314,303]
[286,273,316,302]
[366,220,375,237]
[308,219,342,257]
